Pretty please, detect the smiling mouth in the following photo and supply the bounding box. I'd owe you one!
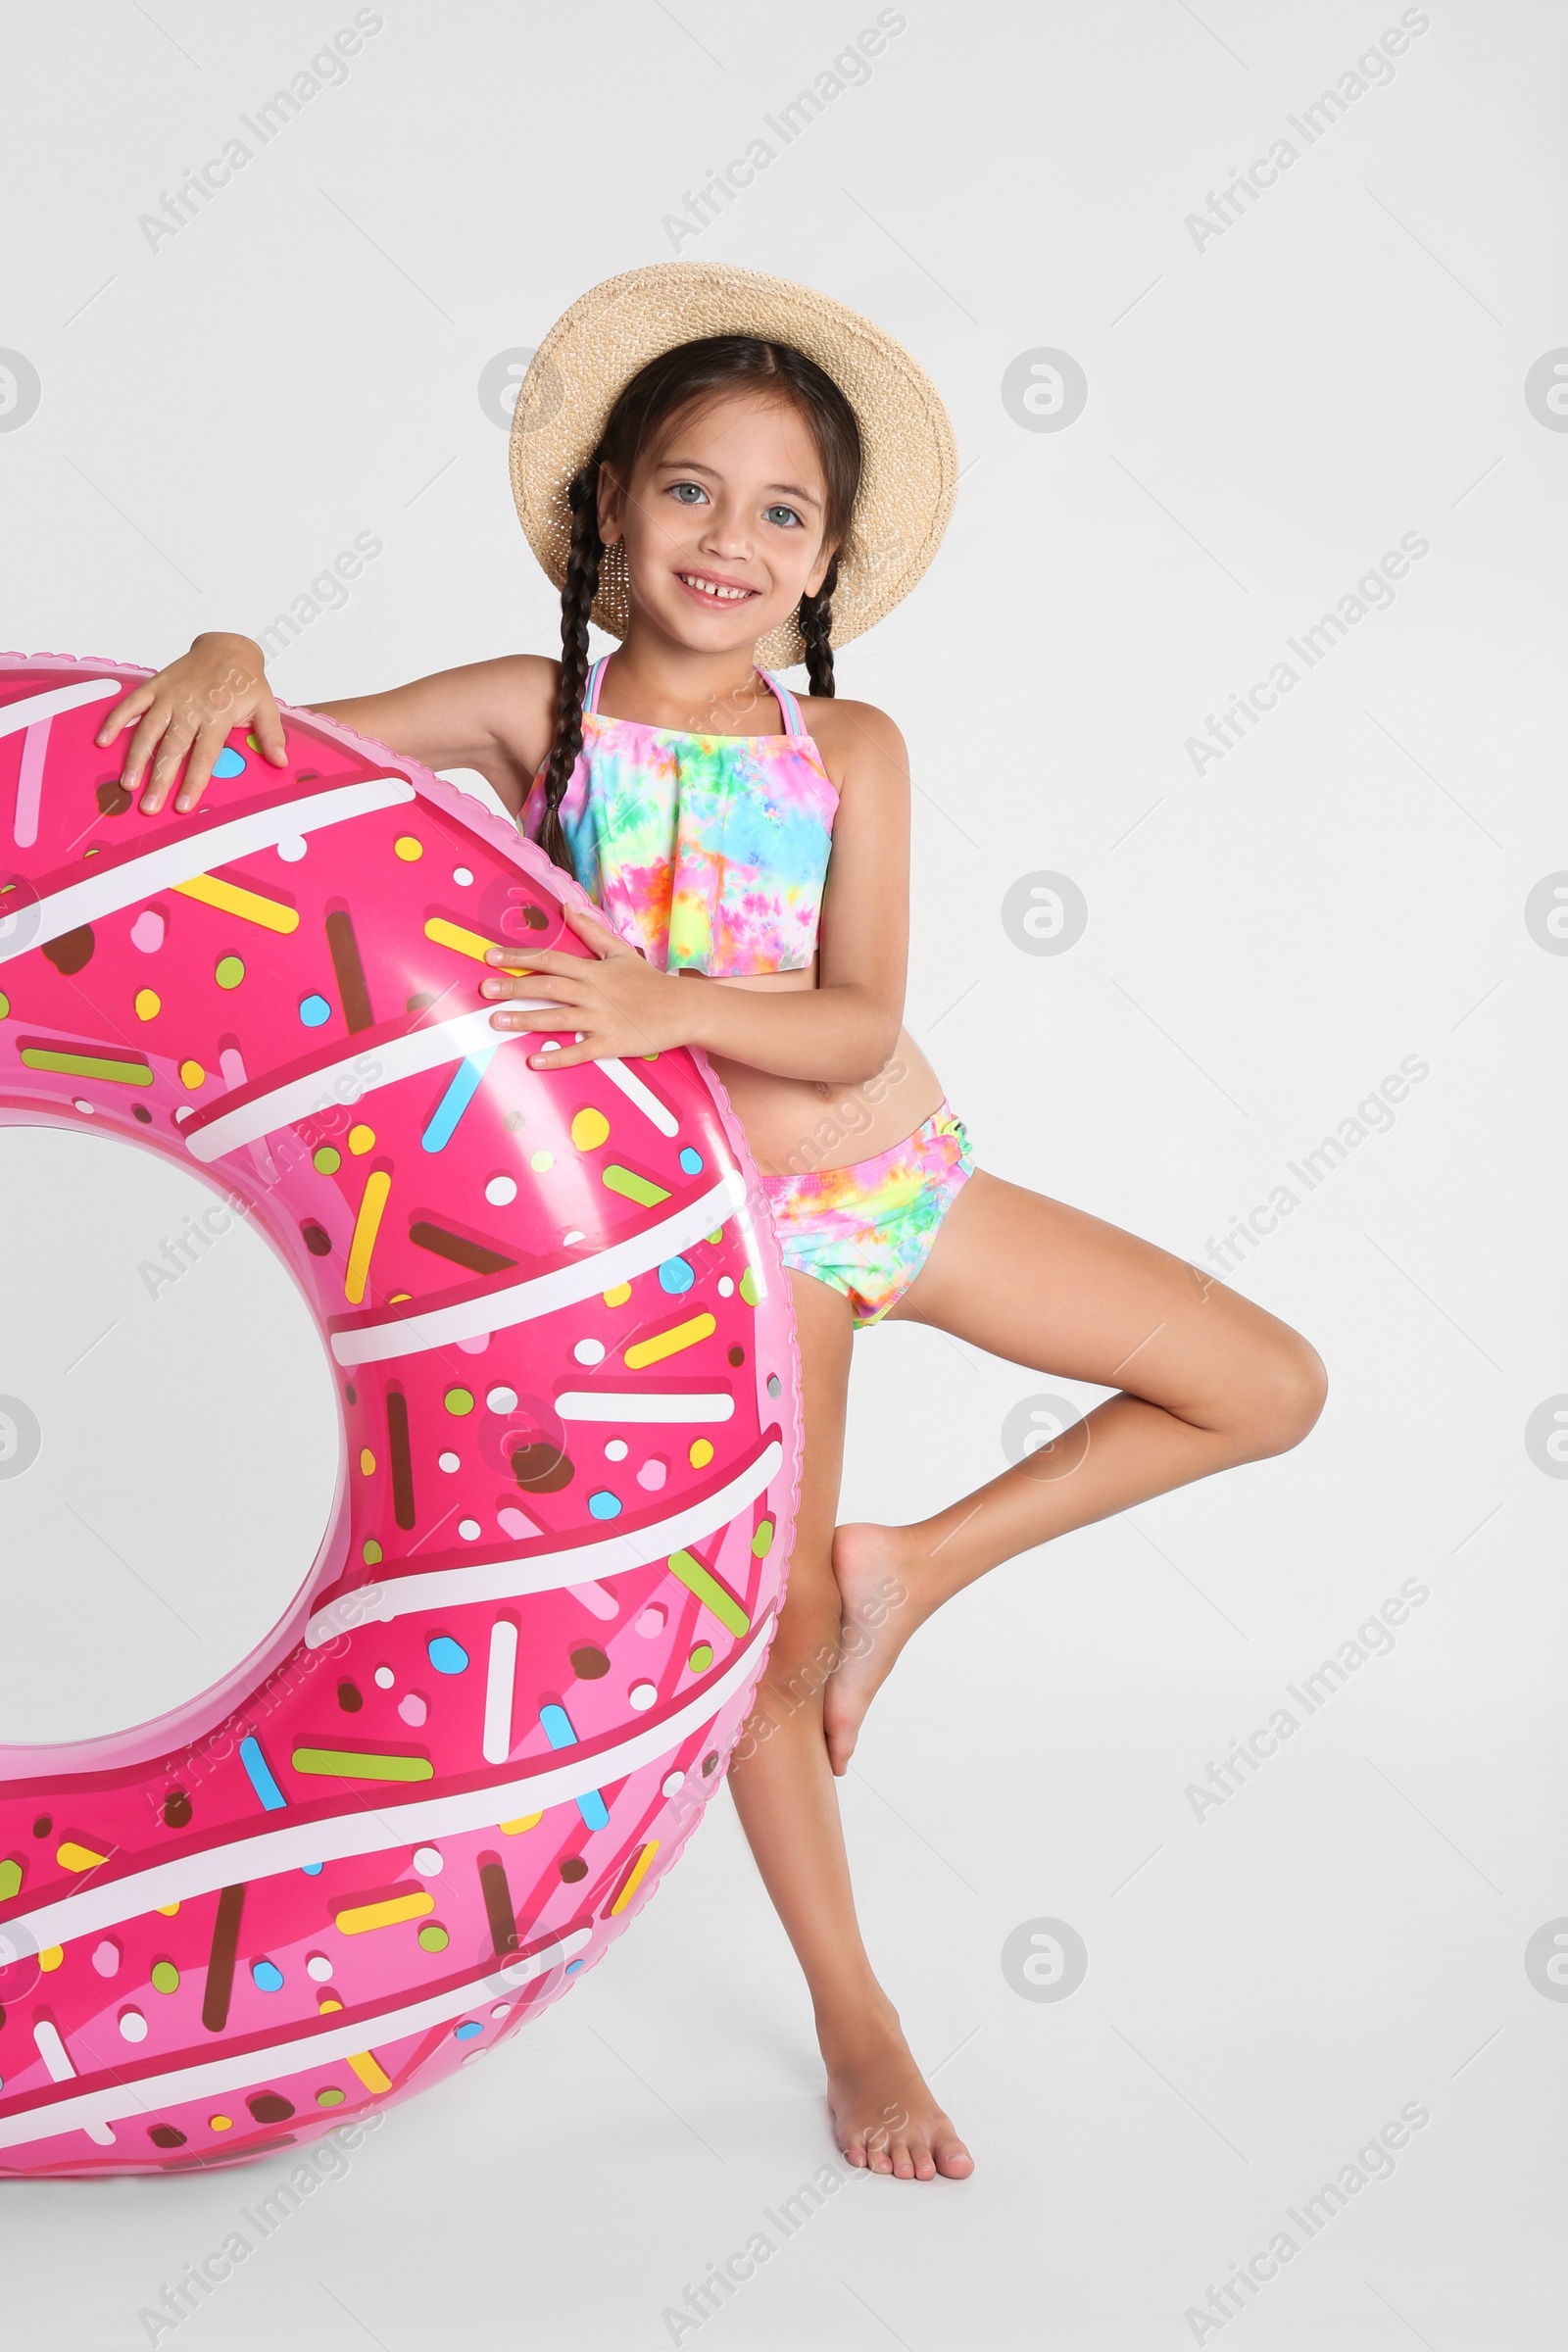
[676,571,758,604]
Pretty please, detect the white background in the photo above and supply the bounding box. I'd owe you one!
[2,1,1564,2344]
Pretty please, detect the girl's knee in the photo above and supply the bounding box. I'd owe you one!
[1240,1329,1327,1457]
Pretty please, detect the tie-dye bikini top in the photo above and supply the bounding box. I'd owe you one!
[518,656,838,979]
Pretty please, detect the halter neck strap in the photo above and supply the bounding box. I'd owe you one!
[586,655,804,735]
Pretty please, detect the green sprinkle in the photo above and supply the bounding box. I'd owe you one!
[150,1960,179,1994]
[313,1146,341,1175]
[417,1922,450,1953]
[20,1047,151,1086]
[443,1387,474,1416]
[315,2085,346,2107]
[688,1643,713,1675]
[291,1747,435,1783]
[602,1163,670,1207]
[667,1548,749,1638]
[739,1267,761,1307]
[751,1518,774,1558]
[0,991,10,1020]
[363,1539,383,1566]
[215,954,245,989]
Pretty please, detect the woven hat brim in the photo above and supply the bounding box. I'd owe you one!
[509,263,958,671]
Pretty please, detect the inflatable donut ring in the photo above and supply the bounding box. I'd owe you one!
[0,653,800,2178]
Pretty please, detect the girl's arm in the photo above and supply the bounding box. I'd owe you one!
[483,699,910,1087]
[95,630,557,817]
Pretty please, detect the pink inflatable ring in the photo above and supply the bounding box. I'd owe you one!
[0,653,799,2177]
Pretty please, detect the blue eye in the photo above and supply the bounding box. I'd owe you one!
[763,504,802,528]
[670,482,706,505]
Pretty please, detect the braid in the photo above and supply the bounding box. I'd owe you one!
[797,552,840,699]
[537,461,603,874]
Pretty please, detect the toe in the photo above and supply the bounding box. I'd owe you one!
[909,2134,936,2180]
[889,2134,915,2179]
[935,2132,974,2179]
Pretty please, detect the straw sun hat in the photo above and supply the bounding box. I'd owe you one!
[508,262,959,672]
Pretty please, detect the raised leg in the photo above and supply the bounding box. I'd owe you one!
[824,1169,1327,1772]
[726,1268,974,2181]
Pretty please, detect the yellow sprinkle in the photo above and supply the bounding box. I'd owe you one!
[394,836,423,861]
[624,1312,716,1370]
[156,1902,180,1917]
[318,1995,344,2014]
[360,1447,375,1476]
[345,1169,392,1305]
[499,1813,542,1835]
[39,1945,64,1972]
[423,914,519,966]
[347,2050,392,2093]
[56,1841,108,1873]
[602,1282,632,1307]
[179,1059,206,1091]
[610,1839,661,1917]
[570,1107,610,1151]
[335,1890,436,1936]
[209,2114,233,2131]
[529,1149,554,1172]
[688,1439,714,1469]
[133,989,160,1021]
[173,874,299,933]
[348,1122,375,1155]
[389,1292,411,1303]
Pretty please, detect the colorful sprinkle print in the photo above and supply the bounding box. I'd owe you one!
[0,654,798,2179]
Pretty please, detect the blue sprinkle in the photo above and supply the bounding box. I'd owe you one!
[421,1048,496,1153]
[212,746,247,777]
[427,1635,469,1675]
[658,1255,695,1295]
[301,1862,322,1877]
[565,1959,584,1975]
[587,1490,621,1520]
[299,993,331,1028]
[678,1147,704,1174]
[453,2020,482,2041]
[576,1788,610,1832]
[238,1735,287,1812]
[251,1959,284,1992]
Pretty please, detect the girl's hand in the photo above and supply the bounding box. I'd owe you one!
[96,632,289,814]
[482,901,699,1069]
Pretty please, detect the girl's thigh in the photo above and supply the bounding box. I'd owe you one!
[765,1268,857,1673]
[886,1168,1323,1434]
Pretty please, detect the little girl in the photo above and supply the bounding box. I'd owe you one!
[95,264,1325,2184]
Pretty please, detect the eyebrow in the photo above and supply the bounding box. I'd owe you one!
[654,459,822,508]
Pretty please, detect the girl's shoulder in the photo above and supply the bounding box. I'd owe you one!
[793,693,908,798]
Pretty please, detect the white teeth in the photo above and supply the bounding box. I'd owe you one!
[680,574,750,602]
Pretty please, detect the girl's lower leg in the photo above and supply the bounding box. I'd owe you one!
[823,1171,1327,1772]
[726,1271,974,2180]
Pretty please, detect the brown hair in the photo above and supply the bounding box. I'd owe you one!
[534,335,861,874]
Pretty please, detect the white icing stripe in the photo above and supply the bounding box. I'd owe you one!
[599,1056,678,1136]
[0,1931,594,2152]
[0,677,121,739]
[482,1620,518,1767]
[306,1438,780,1646]
[0,776,415,967]
[0,1612,771,1960]
[329,1166,751,1365]
[556,1390,735,1424]
[183,1003,555,1163]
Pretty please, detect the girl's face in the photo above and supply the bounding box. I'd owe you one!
[600,390,836,659]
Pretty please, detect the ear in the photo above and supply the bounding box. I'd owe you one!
[597,465,625,549]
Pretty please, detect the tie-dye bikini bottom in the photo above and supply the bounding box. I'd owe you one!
[757,1102,975,1330]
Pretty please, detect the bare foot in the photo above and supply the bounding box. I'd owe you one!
[823,1522,923,1775]
[821,1997,974,2180]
